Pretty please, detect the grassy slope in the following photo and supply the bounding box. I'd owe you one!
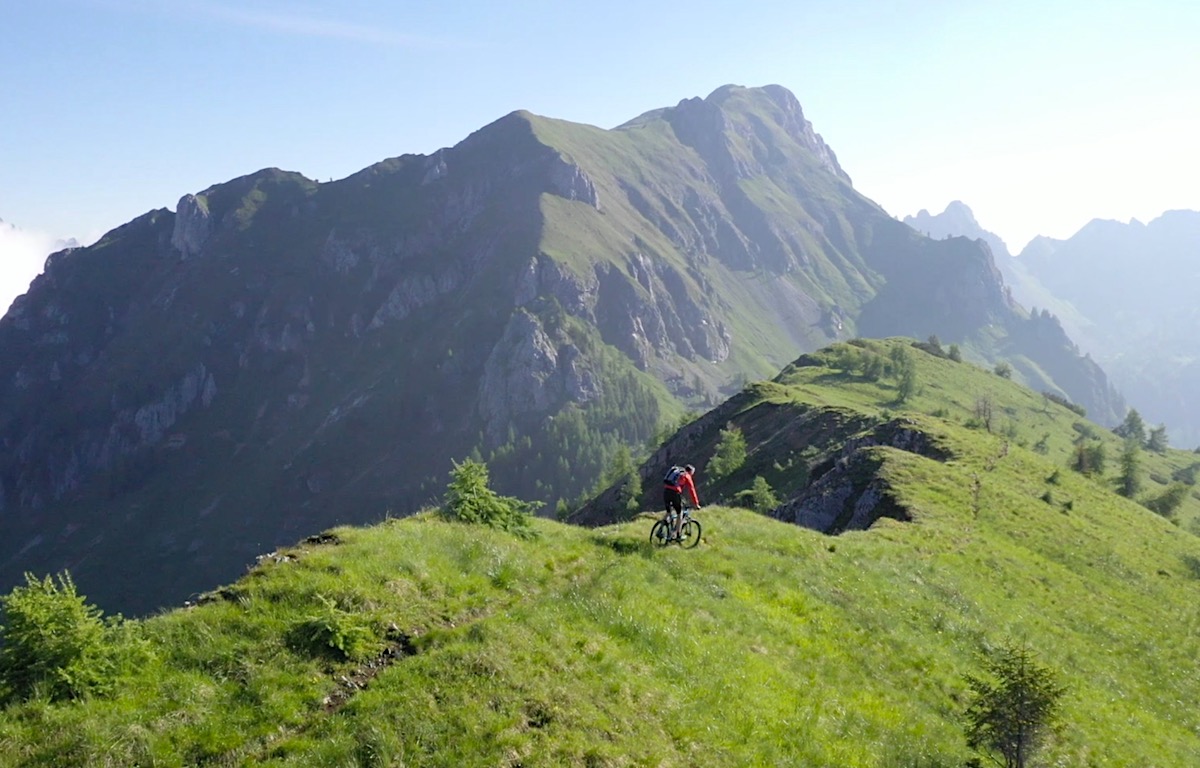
[4,341,1200,766]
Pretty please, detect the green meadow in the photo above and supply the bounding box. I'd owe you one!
[3,339,1200,766]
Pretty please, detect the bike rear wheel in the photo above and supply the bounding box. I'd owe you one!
[679,519,701,548]
[650,520,671,546]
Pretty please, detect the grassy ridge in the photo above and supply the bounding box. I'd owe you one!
[4,499,1200,762]
[4,339,1200,765]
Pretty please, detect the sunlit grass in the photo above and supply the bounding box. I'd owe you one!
[4,340,1200,764]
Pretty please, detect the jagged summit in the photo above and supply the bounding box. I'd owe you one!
[903,200,1010,259]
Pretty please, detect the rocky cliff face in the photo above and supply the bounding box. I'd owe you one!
[0,85,1120,615]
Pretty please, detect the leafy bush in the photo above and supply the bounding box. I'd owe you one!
[0,572,115,703]
[443,459,537,538]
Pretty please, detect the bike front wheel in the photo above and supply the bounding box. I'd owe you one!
[679,519,701,548]
[650,520,671,546]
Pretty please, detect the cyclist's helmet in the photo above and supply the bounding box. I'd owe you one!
[684,464,696,474]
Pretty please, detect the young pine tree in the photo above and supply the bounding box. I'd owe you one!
[1118,437,1142,499]
[0,572,115,704]
[965,643,1066,768]
[442,458,537,538]
[708,424,748,480]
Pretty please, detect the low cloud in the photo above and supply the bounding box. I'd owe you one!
[0,221,73,316]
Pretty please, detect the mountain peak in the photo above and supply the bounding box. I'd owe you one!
[650,84,851,184]
[903,201,1010,260]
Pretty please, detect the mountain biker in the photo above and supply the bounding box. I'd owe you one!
[663,464,701,539]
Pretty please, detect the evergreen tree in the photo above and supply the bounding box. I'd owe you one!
[965,643,1065,768]
[1071,440,1106,476]
[1113,409,1146,445]
[606,446,642,516]
[0,573,115,704]
[443,459,536,538]
[746,475,780,514]
[1147,424,1168,453]
[890,346,917,403]
[1118,437,1142,498]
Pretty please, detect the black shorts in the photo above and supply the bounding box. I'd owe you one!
[663,487,683,515]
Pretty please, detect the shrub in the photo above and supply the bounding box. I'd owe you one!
[1172,463,1200,486]
[442,459,537,538]
[1071,440,1106,476]
[860,353,886,381]
[993,361,1013,379]
[736,476,780,515]
[1143,483,1190,519]
[289,595,379,661]
[0,572,115,703]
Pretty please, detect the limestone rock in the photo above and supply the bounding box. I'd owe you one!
[171,194,212,259]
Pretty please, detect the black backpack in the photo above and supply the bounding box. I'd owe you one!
[663,466,685,485]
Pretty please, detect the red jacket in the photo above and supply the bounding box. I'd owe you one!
[665,471,700,508]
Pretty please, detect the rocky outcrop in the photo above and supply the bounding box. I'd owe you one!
[369,265,466,330]
[514,255,598,318]
[127,363,218,447]
[548,155,600,209]
[4,363,218,511]
[774,419,948,533]
[478,309,600,444]
[171,194,212,259]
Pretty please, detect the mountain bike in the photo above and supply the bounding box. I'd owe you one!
[650,506,701,549]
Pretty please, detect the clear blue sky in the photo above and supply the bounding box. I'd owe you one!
[2,0,1197,308]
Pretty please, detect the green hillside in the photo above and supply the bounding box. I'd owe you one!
[0,86,1123,617]
[2,339,1199,765]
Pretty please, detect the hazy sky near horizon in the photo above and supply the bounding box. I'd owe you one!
[2,0,1197,310]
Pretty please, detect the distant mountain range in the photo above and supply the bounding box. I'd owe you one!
[0,85,1121,614]
[906,202,1200,445]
